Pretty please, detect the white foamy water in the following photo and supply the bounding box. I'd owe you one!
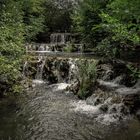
[32,80,45,84]
[51,83,70,91]
[70,100,101,115]
[98,80,120,89]
[70,100,130,125]
[96,114,120,125]
[57,83,70,90]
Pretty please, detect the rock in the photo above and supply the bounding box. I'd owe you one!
[99,104,108,112]
[97,64,114,81]
[123,95,140,113]
[94,98,102,106]
[67,79,80,94]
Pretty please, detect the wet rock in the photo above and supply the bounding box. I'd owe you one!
[108,105,117,113]
[43,58,68,83]
[67,80,80,94]
[94,98,102,106]
[115,87,140,113]
[99,104,108,112]
[97,64,114,81]
[86,91,105,106]
[123,94,140,113]
[97,60,138,87]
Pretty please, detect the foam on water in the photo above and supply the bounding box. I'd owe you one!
[51,83,70,91]
[32,80,45,84]
[70,100,101,115]
[98,80,120,89]
[57,83,70,90]
[96,114,120,125]
[70,99,130,125]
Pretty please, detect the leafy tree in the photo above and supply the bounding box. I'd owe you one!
[35,0,76,42]
[72,0,110,47]
[0,0,24,96]
[44,0,74,32]
[97,0,140,57]
[22,0,46,42]
[72,0,140,57]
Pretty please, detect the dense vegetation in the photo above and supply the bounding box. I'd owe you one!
[73,0,140,57]
[0,0,43,96]
[0,0,24,97]
[0,0,139,97]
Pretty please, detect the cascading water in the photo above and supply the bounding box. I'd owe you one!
[23,52,140,116]
[1,51,140,140]
[4,43,139,140]
[50,33,72,45]
[38,44,51,52]
[23,61,28,77]
[26,43,52,52]
[36,56,45,80]
[68,58,79,83]
[33,55,46,84]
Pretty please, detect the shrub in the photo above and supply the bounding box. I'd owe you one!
[63,43,78,52]
[77,59,98,99]
[0,0,24,96]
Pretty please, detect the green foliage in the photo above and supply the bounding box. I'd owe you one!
[100,13,140,44]
[77,60,97,99]
[0,0,24,57]
[96,39,119,58]
[72,0,109,47]
[63,43,78,52]
[43,0,74,33]
[73,0,140,58]
[127,64,140,80]
[98,0,140,55]
[22,0,46,41]
[0,0,24,96]
[0,0,54,96]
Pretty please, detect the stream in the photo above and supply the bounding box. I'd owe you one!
[0,42,140,140]
[0,82,140,140]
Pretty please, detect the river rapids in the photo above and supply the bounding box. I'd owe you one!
[0,82,140,140]
[0,42,140,140]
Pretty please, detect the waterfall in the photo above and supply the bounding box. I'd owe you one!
[35,55,46,82]
[26,43,51,52]
[23,61,28,77]
[23,48,140,123]
[38,45,45,51]
[38,44,50,52]
[68,58,79,83]
[50,33,71,45]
